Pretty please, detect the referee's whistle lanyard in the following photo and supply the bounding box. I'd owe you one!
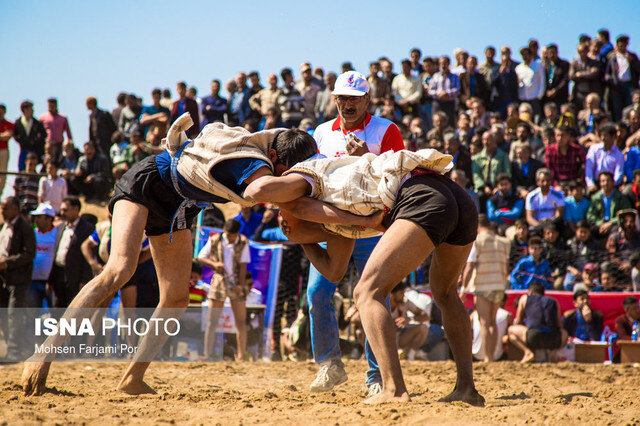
[168,141,213,243]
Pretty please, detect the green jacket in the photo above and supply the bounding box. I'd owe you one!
[586,190,632,226]
[472,148,511,191]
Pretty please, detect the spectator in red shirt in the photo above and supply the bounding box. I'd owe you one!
[615,296,640,340]
[545,126,586,186]
[0,104,14,195]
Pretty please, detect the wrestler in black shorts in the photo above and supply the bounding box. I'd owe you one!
[383,173,479,246]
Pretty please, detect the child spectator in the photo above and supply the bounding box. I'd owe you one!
[564,181,590,234]
[562,290,604,342]
[509,237,553,290]
[38,158,67,214]
[486,172,524,234]
[14,152,40,215]
[541,222,568,289]
[188,261,210,306]
[509,219,529,269]
[563,221,600,290]
[593,263,626,292]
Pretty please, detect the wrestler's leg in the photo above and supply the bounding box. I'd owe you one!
[22,200,148,396]
[116,228,191,395]
[430,242,485,407]
[354,219,434,404]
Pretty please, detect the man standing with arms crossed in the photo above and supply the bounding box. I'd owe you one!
[306,71,404,396]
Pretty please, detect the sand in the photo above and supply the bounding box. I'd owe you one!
[1,360,639,425]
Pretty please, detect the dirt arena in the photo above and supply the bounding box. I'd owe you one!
[1,360,639,425]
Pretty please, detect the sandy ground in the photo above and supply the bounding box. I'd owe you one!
[1,360,639,425]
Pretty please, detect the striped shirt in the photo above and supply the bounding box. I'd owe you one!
[467,231,511,292]
[427,72,460,97]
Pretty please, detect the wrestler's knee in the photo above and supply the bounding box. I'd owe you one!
[353,280,383,308]
[100,260,137,289]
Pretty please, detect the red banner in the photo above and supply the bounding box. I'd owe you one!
[457,291,640,332]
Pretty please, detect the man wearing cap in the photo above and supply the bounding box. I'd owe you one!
[306,71,404,396]
[604,35,640,121]
[27,203,58,309]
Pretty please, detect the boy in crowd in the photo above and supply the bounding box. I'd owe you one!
[198,219,251,361]
[14,152,41,215]
[509,237,553,290]
[541,223,567,289]
[564,181,590,234]
[563,221,599,291]
[562,290,603,342]
[509,219,529,269]
[38,159,67,214]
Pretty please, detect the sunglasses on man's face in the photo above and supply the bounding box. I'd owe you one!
[335,95,363,104]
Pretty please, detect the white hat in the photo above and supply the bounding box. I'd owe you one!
[30,202,56,218]
[332,71,369,96]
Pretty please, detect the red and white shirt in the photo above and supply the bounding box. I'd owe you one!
[313,113,404,158]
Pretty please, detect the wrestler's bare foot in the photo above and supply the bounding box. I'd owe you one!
[520,350,535,364]
[364,389,410,405]
[438,386,485,407]
[116,376,157,395]
[22,361,51,396]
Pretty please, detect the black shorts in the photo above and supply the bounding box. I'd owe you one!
[108,156,202,237]
[382,173,478,246]
[526,328,562,350]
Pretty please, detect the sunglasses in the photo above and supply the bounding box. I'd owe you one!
[335,95,363,104]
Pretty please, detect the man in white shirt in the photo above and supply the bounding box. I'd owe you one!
[516,47,545,119]
[27,203,58,308]
[198,219,251,361]
[525,168,565,229]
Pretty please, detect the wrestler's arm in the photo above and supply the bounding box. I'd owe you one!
[301,234,355,283]
[244,169,384,229]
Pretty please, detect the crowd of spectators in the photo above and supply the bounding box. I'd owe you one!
[1,27,640,363]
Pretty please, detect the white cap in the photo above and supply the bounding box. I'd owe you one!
[332,71,369,96]
[30,202,56,218]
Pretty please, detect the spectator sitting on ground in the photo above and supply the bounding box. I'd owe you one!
[524,168,565,230]
[564,181,590,233]
[486,172,524,234]
[389,282,431,361]
[509,219,530,269]
[510,236,553,290]
[562,290,604,342]
[587,170,632,238]
[511,142,544,199]
[508,281,566,363]
[563,220,600,291]
[14,152,40,216]
[38,158,67,214]
[70,141,111,201]
[615,296,640,340]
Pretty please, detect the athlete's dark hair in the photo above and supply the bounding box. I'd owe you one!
[273,129,318,167]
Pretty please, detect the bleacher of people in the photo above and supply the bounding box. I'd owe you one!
[1,28,640,363]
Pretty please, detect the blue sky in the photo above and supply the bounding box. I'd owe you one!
[0,0,638,196]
